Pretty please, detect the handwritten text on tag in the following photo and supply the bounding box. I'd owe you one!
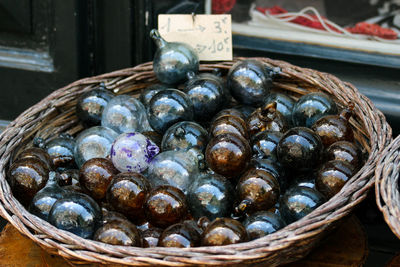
[158,14,232,61]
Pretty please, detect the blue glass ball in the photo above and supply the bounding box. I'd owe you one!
[279,186,325,224]
[148,89,194,134]
[187,172,234,220]
[151,29,199,85]
[243,211,286,240]
[227,60,275,107]
[49,192,102,239]
[161,121,208,152]
[264,93,295,126]
[292,92,338,128]
[183,72,230,121]
[76,86,115,127]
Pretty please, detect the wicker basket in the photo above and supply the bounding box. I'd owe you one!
[376,134,400,239]
[0,57,392,266]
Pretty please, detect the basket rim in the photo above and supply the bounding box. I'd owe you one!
[375,134,400,239]
[0,57,392,266]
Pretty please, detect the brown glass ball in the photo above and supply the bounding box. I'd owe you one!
[8,158,50,205]
[145,185,188,228]
[158,220,202,248]
[94,218,142,246]
[311,109,354,147]
[209,115,249,139]
[19,147,53,170]
[236,168,280,215]
[205,133,251,178]
[246,102,288,136]
[316,160,355,198]
[142,228,163,248]
[101,209,128,224]
[79,158,118,201]
[325,141,362,169]
[214,108,246,121]
[106,172,151,223]
[201,218,248,246]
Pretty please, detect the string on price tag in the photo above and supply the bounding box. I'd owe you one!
[158,14,232,61]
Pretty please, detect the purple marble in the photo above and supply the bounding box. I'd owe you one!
[111,132,160,173]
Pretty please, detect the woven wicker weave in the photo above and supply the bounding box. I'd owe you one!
[0,57,392,266]
[376,134,400,240]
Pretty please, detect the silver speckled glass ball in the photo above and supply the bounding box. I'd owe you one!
[101,95,149,134]
[146,149,201,194]
[74,126,118,168]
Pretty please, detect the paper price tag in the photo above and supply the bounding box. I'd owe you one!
[158,14,232,61]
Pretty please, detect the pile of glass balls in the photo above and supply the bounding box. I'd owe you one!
[7,29,363,248]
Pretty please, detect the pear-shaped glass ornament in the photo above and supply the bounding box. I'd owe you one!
[150,29,199,85]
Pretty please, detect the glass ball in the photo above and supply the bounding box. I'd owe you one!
[150,29,199,85]
[146,150,201,194]
[201,218,248,246]
[311,111,354,148]
[142,228,163,248]
[209,114,249,139]
[249,157,287,192]
[76,86,115,127]
[49,192,102,239]
[215,108,247,121]
[19,147,53,170]
[235,168,280,215]
[74,126,118,168]
[183,72,230,121]
[243,211,286,240]
[205,133,251,178]
[246,103,288,136]
[45,136,76,169]
[101,210,128,224]
[227,60,275,106]
[325,141,362,169]
[232,105,256,119]
[290,173,316,190]
[8,158,50,206]
[145,185,188,228]
[111,132,160,173]
[315,160,355,198]
[101,95,148,134]
[79,158,118,201]
[292,92,338,128]
[277,127,323,172]
[148,89,194,134]
[29,172,66,221]
[264,93,295,126]
[279,186,325,224]
[251,131,283,159]
[106,172,151,223]
[158,220,202,248]
[161,121,208,152]
[94,218,142,246]
[140,83,168,107]
[187,172,234,221]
